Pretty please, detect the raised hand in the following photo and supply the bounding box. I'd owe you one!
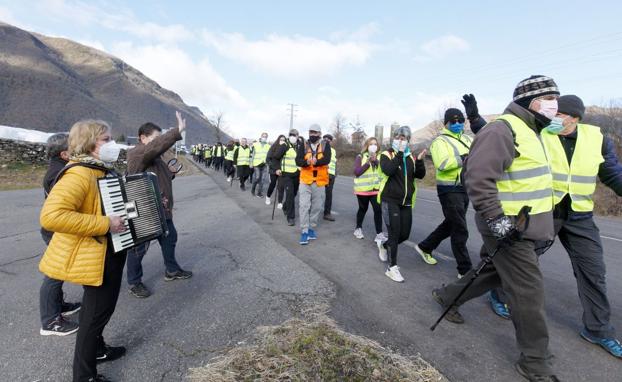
[176,111,187,133]
[461,94,479,121]
[417,149,427,160]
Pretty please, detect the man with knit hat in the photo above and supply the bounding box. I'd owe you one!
[296,124,332,244]
[432,75,561,381]
[415,96,486,277]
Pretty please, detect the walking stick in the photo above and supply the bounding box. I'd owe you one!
[271,174,280,220]
[430,206,532,331]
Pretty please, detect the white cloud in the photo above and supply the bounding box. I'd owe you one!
[414,34,470,62]
[202,30,375,79]
[40,0,193,43]
[109,42,248,111]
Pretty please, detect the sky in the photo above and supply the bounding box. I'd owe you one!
[1,0,621,140]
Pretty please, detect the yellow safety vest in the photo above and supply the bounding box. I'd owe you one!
[431,128,472,186]
[214,146,223,157]
[495,114,554,216]
[541,124,604,212]
[236,146,251,166]
[376,150,418,208]
[353,152,381,192]
[282,144,298,173]
[225,148,235,161]
[328,147,337,176]
[252,142,270,166]
[204,148,212,159]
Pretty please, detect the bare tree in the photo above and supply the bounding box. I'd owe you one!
[331,113,350,150]
[209,111,226,142]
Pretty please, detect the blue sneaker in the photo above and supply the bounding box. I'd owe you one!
[580,329,622,358]
[299,232,309,245]
[307,229,317,240]
[488,291,510,320]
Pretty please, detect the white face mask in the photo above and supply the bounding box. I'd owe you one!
[99,141,121,163]
[392,139,408,152]
[289,136,298,144]
[537,99,558,119]
[260,137,267,143]
[368,144,378,153]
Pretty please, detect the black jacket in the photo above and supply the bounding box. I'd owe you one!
[379,149,426,206]
[295,140,332,168]
[272,140,302,177]
[41,156,68,244]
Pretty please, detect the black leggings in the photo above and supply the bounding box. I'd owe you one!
[382,201,412,267]
[356,194,382,233]
[267,173,284,202]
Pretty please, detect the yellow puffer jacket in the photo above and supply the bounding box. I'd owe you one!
[39,163,111,286]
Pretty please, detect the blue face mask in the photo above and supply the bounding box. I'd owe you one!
[545,117,565,135]
[448,122,464,134]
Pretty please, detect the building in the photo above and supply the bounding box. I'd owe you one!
[374,124,384,144]
[390,122,400,139]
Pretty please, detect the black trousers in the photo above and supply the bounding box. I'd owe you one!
[213,157,223,171]
[418,192,472,275]
[224,160,235,177]
[381,201,412,267]
[356,194,382,234]
[437,231,553,375]
[237,165,250,187]
[324,175,335,215]
[281,174,299,220]
[267,173,284,203]
[73,250,127,382]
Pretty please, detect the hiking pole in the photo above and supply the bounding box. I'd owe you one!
[271,175,280,220]
[430,206,532,331]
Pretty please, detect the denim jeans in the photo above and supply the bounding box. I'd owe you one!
[126,219,181,285]
[39,276,64,326]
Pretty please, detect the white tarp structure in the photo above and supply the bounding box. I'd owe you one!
[0,125,56,143]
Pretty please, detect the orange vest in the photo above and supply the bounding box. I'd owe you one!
[300,142,329,186]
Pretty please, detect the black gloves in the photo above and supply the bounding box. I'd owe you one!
[486,214,515,243]
[461,94,479,121]
[459,154,468,163]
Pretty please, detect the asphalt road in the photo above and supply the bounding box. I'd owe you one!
[0,175,332,381]
[203,165,622,382]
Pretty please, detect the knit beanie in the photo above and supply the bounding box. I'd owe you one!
[444,108,465,125]
[557,95,585,120]
[513,75,560,109]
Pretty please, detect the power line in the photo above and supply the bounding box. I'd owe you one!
[287,103,298,130]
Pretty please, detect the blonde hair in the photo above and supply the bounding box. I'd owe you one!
[361,136,378,154]
[68,119,111,156]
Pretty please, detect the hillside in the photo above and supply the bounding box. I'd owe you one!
[0,22,228,144]
[410,114,500,149]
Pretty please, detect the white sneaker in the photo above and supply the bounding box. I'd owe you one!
[353,228,364,239]
[265,196,271,205]
[380,232,388,241]
[377,241,388,262]
[385,265,404,283]
[277,203,283,210]
[374,232,386,243]
[227,177,232,182]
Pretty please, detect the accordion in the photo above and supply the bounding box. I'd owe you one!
[98,172,169,253]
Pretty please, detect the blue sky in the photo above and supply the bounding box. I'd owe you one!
[1,0,621,139]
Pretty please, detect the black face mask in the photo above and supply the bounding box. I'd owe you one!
[308,135,320,143]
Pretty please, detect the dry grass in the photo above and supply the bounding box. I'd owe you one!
[187,311,446,382]
[0,163,47,190]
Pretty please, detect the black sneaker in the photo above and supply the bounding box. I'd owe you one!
[96,344,126,363]
[251,189,256,196]
[164,269,193,281]
[515,363,560,382]
[323,214,335,221]
[432,288,465,324]
[287,218,295,226]
[40,316,79,336]
[128,283,151,298]
[256,193,263,198]
[87,374,113,382]
[61,301,82,317]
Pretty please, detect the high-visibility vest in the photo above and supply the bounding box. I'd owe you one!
[376,150,418,207]
[353,152,381,192]
[541,124,604,212]
[431,128,472,186]
[252,142,270,166]
[328,147,337,176]
[214,146,223,157]
[236,146,251,166]
[494,114,554,216]
[300,142,329,186]
[281,144,298,173]
[225,148,235,161]
[204,148,212,159]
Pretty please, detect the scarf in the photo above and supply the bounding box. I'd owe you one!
[70,154,114,170]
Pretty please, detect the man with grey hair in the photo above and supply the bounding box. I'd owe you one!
[39,133,82,336]
[296,124,332,244]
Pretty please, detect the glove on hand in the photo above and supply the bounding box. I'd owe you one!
[486,214,515,241]
[461,94,479,121]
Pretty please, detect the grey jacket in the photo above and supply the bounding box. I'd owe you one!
[465,102,554,241]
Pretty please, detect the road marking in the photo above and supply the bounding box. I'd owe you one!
[403,241,453,262]
[601,235,622,243]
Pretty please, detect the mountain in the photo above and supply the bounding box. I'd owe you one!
[0,22,228,145]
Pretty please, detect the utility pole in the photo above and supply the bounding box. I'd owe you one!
[287,103,298,130]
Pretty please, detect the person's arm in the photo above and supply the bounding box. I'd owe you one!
[141,128,182,168]
[430,138,462,172]
[315,141,331,166]
[464,121,516,220]
[233,147,239,163]
[414,156,426,179]
[353,154,370,177]
[40,169,110,236]
[598,137,622,196]
[470,116,487,135]
[380,151,402,176]
[295,143,308,167]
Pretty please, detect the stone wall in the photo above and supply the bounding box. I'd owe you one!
[0,138,127,170]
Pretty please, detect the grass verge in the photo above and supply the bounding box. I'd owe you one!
[0,163,47,190]
[187,312,446,382]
